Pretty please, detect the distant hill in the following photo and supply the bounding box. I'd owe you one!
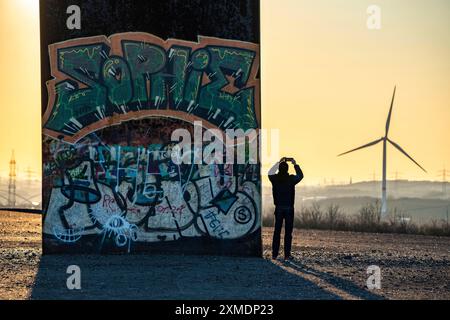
[264,180,448,200]
[263,180,449,224]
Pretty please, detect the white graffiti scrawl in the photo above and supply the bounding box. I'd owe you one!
[43,128,261,253]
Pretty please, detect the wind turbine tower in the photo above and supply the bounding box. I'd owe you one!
[338,87,427,217]
[438,167,448,197]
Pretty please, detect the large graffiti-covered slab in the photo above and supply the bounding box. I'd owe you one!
[42,30,261,255]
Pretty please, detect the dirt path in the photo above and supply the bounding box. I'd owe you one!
[0,211,449,300]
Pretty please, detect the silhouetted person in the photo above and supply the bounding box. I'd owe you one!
[268,157,304,260]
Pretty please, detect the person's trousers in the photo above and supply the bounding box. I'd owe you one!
[272,206,295,258]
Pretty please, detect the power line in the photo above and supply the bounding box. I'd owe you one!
[8,150,16,207]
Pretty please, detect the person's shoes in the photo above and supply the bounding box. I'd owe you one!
[284,256,294,261]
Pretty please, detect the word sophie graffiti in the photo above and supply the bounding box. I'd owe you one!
[42,33,261,255]
[43,33,259,144]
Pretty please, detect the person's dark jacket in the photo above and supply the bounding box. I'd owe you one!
[269,165,303,207]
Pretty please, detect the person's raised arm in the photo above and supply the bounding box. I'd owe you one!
[268,160,282,180]
[291,159,304,184]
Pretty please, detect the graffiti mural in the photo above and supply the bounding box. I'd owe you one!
[42,33,260,143]
[42,33,261,255]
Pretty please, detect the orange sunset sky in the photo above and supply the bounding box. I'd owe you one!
[0,0,449,186]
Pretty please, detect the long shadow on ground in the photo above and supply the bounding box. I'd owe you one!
[283,259,384,300]
[30,254,344,300]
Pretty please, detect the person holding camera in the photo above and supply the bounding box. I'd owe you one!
[268,157,304,260]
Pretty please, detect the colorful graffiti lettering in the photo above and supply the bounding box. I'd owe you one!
[43,33,260,144]
[44,120,261,250]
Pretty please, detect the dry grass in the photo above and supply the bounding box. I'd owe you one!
[263,201,450,237]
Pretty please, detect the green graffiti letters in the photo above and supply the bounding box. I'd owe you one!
[43,33,260,143]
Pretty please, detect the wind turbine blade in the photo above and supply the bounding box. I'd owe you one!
[338,138,383,157]
[387,138,427,173]
[385,86,397,137]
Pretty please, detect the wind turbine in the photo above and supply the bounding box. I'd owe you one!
[338,86,427,217]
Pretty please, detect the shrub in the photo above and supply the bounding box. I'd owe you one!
[356,201,381,231]
[298,203,323,229]
[325,204,344,230]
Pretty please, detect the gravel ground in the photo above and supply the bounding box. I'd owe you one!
[0,211,449,300]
